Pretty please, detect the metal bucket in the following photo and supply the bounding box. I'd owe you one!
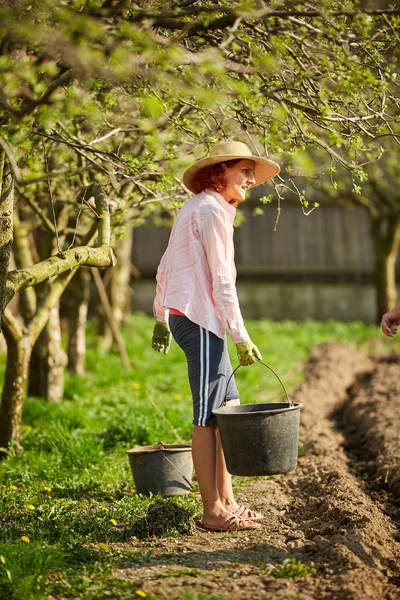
[126,442,193,496]
[213,361,303,476]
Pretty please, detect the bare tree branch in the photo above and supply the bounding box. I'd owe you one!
[4,183,116,307]
[0,136,21,183]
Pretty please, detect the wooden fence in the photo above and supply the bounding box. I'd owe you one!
[132,200,376,282]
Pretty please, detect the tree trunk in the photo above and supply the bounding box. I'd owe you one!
[97,231,133,349]
[66,267,90,375]
[28,304,67,401]
[0,270,77,450]
[13,210,37,320]
[28,206,67,401]
[371,215,400,320]
[0,157,14,332]
[0,321,31,451]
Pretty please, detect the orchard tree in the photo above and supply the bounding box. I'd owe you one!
[0,0,400,449]
[326,135,400,318]
[0,181,116,449]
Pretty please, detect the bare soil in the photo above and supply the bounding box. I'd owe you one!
[114,342,400,600]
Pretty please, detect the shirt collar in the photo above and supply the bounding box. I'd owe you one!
[205,188,236,222]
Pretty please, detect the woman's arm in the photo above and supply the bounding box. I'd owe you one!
[201,209,250,344]
[153,251,169,324]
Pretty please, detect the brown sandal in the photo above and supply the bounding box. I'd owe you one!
[197,514,261,532]
[234,505,264,520]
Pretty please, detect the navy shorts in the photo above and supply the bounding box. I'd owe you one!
[169,315,240,427]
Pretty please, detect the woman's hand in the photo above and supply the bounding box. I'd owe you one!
[236,341,262,366]
[381,302,400,337]
[152,321,172,354]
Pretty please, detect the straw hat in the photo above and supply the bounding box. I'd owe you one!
[182,140,280,193]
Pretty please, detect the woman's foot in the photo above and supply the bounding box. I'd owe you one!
[233,504,264,520]
[198,513,261,532]
[223,502,264,520]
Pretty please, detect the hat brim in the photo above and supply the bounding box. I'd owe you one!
[182,154,280,193]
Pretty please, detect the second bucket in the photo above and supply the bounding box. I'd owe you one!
[126,442,193,496]
[213,361,303,476]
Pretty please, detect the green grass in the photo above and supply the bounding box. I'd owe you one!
[263,557,315,579]
[0,313,398,599]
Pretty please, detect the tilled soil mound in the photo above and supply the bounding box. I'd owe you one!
[114,342,400,600]
[340,356,400,495]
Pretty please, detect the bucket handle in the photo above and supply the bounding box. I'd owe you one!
[160,449,194,490]
[224,359,293,407]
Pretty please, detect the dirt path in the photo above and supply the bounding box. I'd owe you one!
[114,343,400,599]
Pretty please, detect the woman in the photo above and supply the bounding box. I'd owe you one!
[152,140,280,532]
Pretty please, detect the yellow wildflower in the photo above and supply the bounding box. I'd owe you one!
[42,487,51,492]
[173,394,181,401]
[25,505,35,510]
[109,519,117,526]
[135,591,147,598]
[20,536,30,543]
[98,543,109,551]
[132,382,141,390]
[9,485,18,491]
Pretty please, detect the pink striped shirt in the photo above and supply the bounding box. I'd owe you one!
[153,189,250,344]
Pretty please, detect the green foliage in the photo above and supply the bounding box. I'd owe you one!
[0,0,399,223]
[0,539,68,600]
[298,439,307,457]
[264,557,315,579]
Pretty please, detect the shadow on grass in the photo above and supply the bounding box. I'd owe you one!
[49,480,130,502]
[116,541,294,573]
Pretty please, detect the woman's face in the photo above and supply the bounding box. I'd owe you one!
[220,159,256,207]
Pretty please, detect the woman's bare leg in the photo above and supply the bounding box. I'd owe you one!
[216,399,264,519]
[216,399,239,509]
[192,424,231,526]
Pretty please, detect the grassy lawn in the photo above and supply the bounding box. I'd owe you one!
[0,313,398,599]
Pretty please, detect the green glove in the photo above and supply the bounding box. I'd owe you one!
[236,341,262,366]
[152,321,172,355]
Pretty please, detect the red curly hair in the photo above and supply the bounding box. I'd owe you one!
[190,159,243,194]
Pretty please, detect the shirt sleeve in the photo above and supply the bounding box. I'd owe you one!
[153,250,169,323]
[201,209,250,344]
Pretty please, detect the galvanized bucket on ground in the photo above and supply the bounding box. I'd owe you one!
[126,442,193,496]
[213,361,303,476]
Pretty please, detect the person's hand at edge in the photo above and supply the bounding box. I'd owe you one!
[152,321,172,354]
[236,341,262,366]
[381,301,400,337]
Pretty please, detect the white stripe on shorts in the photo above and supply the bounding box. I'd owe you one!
[199,327,204,425]
[202,329,210,426]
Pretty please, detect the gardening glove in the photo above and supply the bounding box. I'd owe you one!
[152,321,172,355]
[236,341,262,367]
